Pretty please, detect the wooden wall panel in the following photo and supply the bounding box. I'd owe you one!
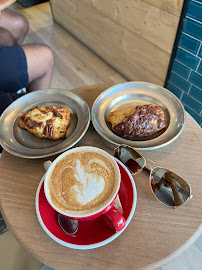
[50,0,183,86]
[142,0,184,16]
[91,0,179,53]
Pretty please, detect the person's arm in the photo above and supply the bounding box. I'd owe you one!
[0,0,16,11]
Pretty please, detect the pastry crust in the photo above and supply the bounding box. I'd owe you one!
[18,106,71,140]
[107,104,165,137]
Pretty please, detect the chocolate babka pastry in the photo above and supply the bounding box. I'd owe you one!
[107,104,165,137]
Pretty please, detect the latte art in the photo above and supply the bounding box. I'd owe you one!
[73,159,105,205]
[48,150,119,215]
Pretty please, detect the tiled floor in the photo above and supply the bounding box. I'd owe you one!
[0,2,201,270]
[161,234,202,270]
[0,231,43,270]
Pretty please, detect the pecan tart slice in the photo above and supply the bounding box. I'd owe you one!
[18,106,71,140]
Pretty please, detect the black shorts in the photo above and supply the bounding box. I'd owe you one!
[0,92,24,153]
[0,92,24,116]
[0,46,29,93]
[0,46,28,152]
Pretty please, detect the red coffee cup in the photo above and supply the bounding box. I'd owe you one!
[44,147,125,231]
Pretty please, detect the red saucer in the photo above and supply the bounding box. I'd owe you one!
[35,159,137,249]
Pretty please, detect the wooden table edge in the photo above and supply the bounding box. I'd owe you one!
[144,224,202,270]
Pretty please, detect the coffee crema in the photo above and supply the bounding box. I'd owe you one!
[48,150,118,215]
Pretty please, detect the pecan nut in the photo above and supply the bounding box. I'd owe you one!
[46,119,52,124]
[25,117,41,129]
[50,107,63,119]
[44,124,55,138]
[20,114,26,121]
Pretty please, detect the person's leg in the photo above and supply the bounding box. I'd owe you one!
[0,9,29,45]
[0,26,17,47]
[22,44,54,92]
[0,45,54,94]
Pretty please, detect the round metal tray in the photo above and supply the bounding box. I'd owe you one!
[0,89,90,158]
[91,82,185,150]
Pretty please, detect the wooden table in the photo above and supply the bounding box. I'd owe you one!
[0,84,202,270]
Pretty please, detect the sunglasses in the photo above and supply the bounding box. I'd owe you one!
[114,145,193,207]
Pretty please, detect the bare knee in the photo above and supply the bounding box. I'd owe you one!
[22,44,54,91]
[22,44,54,81]
[35,45,54,73]
[34,45,54,72]
[13,13,29,43]
[0,27,17,47]
[0,9,29,44]
[43,46,54,69]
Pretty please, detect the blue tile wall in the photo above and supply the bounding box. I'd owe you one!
[169,72,190,92]
[166,0,202,127]
[189,85,202,103]
[184,105,202,125]
[172,60,191,78]
[179,33,200,54]
[182,93,202,113]
[176,47,199,69]
[189,71,202,88]
[187,1,202,22]
[167,82,183,99]
[184,18,202,41]
[199,45,202,58]
[198,61,202,74]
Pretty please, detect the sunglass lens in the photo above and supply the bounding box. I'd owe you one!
[150,168,191,206]
[114,146,145,174]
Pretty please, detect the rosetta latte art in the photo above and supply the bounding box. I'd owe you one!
[48,150,117,215]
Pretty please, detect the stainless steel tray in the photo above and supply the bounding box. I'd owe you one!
[91,82,185,150]
[0,89,90,158]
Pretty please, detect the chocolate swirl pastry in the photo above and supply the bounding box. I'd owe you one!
[18,106,70,140]
[107,104,166,137]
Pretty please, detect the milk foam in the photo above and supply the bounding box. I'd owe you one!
[73,159,105,205]
[48,149,118,215]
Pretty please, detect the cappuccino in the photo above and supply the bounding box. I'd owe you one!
[46,148,120,216]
